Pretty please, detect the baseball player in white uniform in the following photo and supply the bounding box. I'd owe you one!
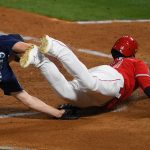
[20,35,150,111]
[19,35,126,109]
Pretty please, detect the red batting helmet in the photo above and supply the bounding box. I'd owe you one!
[112,35,138,57]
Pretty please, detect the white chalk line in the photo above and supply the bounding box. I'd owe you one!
[0,112,39,119]
[78,48,150,65]
[78,49,112,58]
[77,19,150,24]
[0,146,36,150]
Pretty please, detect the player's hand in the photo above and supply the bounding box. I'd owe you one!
[59,109,80,120]
[55,103,80,120]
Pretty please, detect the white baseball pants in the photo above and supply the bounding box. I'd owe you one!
[37,37,124,103]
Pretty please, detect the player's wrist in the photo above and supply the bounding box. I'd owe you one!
[55,109,65,118]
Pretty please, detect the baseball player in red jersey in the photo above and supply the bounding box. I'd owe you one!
[20,35,150,112]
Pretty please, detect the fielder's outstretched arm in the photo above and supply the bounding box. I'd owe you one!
[12,90,65,118]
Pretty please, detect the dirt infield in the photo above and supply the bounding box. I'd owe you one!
[0,7,150,150]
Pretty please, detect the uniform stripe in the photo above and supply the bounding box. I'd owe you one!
[135,74,150,77]
[98,79,121,81]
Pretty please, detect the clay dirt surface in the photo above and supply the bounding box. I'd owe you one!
[0,7,150,150]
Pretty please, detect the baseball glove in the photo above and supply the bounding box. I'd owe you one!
[57,103,80,120]
[58,103,80,111]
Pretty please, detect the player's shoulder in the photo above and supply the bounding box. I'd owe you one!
[124,57,144,63]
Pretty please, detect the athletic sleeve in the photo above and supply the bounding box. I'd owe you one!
[135,60,150,90]
[0,35,20,54]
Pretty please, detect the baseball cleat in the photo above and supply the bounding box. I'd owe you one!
[20,45,38,68]
[39,35,53,54]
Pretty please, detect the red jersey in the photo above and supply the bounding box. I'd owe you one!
[110,57,150,100]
